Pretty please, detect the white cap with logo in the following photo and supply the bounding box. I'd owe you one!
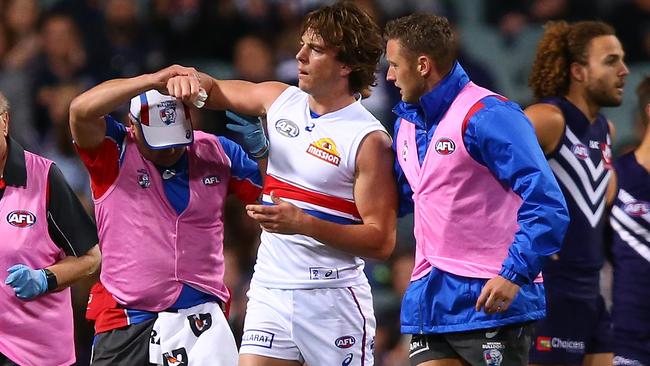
[129,90,193,149]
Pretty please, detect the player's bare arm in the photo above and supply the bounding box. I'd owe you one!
[605,120,618,206]
[525,103,566,155]
[46,245,100,290]
[70,64,200,149]
[167,72,288,118]
[246,130,398,260]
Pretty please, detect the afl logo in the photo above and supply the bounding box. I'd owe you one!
[335,336,356,349]
[435,138,455,155]
[275,119,300,138]
[572,143,589,160]
[624,201,650,217]
[7,210,36,228]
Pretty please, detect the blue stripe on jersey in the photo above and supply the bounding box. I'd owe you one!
[611,152,650,335]
[121,284,220,327]
[155,153,189,215]
[104,115,127,164]
[262,200,359,225]
[168,284,221,310]
[125,308,156,325]
[217,136,262,187]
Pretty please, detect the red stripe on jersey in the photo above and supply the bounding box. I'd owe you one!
[228,178,262,204]
[461,95,508,135]
[86,282,129,334]
[462,101,485,135]
[75,139,120,199]
[263,175,360,218]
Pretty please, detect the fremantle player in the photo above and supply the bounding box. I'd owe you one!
[609,77,650,366]
[526,20,628,366]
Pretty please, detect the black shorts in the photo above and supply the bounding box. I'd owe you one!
[613,329,650,366]
[529,293,612,365]
[408,322,533,366]
[91,318,157,366]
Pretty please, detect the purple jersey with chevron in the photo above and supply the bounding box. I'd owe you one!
[541,96,613,300]
[610,152,650,335]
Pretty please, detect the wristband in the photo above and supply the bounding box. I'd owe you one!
[251,141,270,160]
[43,268,58,292]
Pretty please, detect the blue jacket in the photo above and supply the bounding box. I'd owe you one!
[396,62,569,333]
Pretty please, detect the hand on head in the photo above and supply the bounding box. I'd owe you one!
[149,64,207,107]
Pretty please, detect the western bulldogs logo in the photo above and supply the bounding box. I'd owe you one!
[435,138,455,155]
[483,349,503,366]
[137,169,151,188]
[187,313,212,337]
[275,119,300,137]
[335,336,356,349]
[6,210,36,228]
[158,100,177,125]
[571,143,589,160]
[624,201,650,217]
[163,348,188,366]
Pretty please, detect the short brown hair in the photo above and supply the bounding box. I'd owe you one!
[301,1,383,97]
[384,13,455,74]
[636,76,650,126]
[529,21,615,100]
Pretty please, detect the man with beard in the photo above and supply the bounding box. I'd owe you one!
[526,20,629,366]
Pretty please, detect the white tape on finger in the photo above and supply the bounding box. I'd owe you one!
[193,88,207,108]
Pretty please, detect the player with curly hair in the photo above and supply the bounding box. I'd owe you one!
[526,20,629,366]
[165,2,397,365]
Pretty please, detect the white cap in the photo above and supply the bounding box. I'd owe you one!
[129,90,193,149]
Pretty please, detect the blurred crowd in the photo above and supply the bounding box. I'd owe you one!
[1,0,648,365]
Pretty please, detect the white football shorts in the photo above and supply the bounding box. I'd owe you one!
[240,282,376,365]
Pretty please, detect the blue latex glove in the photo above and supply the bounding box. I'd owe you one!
[225,110,269,159]
[5,264,48,300]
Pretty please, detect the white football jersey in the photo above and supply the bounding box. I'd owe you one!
[252,86,387,289]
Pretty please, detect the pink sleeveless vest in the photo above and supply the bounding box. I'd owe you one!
[95,131,231,311]
[397,82,539,282]
[0,152,75,366]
